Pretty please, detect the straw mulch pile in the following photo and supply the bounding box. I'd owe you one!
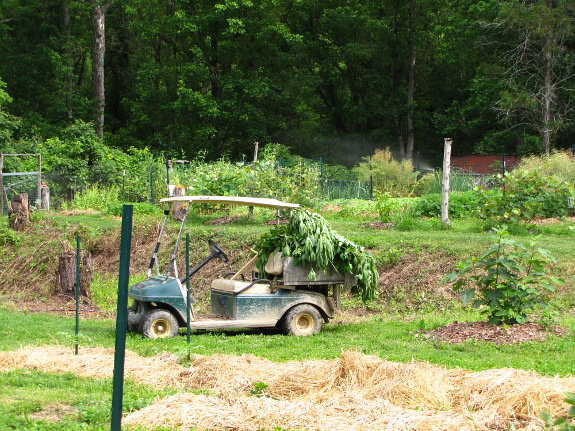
[1,346,574,431]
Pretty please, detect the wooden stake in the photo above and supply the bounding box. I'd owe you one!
[441,138,452,226]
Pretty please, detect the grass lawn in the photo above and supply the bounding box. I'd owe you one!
[1,209,574,430]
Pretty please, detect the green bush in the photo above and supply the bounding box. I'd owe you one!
[169,148,322,206]
[62,185,120,212]
[374,192,418,222]
[414,191,480,219]
[0,228,20,246]
[517,150,575,183]
[445,227,561,325]
[477,169,575,223]
[353,148,418,197]
[105,202,161,216]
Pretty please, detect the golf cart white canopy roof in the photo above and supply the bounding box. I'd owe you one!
[160,195,300,210]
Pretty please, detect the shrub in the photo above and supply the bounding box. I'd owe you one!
[444,227,561,325]
[353,148,418,197]
[0,227,20,246]
[477,169,575,223]
[374,192,418,222]
[62,185,120,212]
[414,191,480,219]
[517,150,575,183]
[105,202,161,216]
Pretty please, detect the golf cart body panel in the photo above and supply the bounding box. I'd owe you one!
[127,195,352,337]
[210,288,334,322]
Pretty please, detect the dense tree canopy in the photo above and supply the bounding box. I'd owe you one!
[1,0,574,166]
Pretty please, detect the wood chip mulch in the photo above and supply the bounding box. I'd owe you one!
[423,321,571,345]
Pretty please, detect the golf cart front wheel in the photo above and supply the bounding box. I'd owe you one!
[282,304,322,336]
[140,309,179,339]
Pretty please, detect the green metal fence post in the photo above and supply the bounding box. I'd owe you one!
[149,166,155,204]
[75,235,81,355]
[110,205,133,431]
[186,233,191,344]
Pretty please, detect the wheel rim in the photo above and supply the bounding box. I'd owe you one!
[151,318,172,337]
[295,313,314,335]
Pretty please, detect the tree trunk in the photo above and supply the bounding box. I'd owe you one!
[543,32,554,155]
[406,0,416,161]
[63,0,73,121]
[172,185,187,221]
[91,1,113,140]
[58,249,93,297]
[441,138,452,226]
[58,250,76,295]
[8,193,30,231]
[389,0,405,159]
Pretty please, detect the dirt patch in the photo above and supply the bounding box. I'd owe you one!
[263,218,289,225]
[28,403,77,422]
[377,250,460,311]
[56,209,100,216]
[362,221,394,229]
[529,216,575,225]
[424,321,571,345]
[204,216,243,225]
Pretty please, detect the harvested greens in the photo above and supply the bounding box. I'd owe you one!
[255,209,378,301]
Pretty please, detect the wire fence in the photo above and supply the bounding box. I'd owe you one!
[1,157,487,212]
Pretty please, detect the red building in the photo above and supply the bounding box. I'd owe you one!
[451,155,520,175]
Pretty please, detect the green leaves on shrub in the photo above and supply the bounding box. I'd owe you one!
[444,227,561,325]
[477,169,575,223]
[0,228,20,246]
[414,191,479,219]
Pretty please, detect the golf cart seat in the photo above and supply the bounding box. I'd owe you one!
[211,279,272,295]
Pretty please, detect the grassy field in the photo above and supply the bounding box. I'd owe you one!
[1,207,575,430]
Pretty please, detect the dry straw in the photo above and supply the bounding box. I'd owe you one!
[1,346,573,430]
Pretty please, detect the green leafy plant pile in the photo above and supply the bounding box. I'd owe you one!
[255,209,378,301]
[445,227,561,324]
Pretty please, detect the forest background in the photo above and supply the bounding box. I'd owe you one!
[1,0,575,168]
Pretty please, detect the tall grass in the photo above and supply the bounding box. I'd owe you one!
[517,150,575,182]
[61,185,121,212]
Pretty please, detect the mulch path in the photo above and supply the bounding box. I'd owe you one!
[424,321,571,345]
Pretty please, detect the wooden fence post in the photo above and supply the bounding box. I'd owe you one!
[40,182,50,211]
[441,138,452,226]
[172,185,186,221]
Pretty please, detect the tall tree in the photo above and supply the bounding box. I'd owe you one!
[496,0,575,154]
[91,0,113,139]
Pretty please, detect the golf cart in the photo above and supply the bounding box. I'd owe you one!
[127,196,355,338]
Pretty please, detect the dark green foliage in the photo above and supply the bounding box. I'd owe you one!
[255,209,378,301]
[414,191,480,219]
[477,169,575,223]
[445,227,561,325]
[105,202,161,216]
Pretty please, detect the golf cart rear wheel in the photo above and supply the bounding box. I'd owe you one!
[140,309,179,339]
[282,304,322,336]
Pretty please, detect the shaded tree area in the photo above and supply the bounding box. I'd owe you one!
[1,0,574,166]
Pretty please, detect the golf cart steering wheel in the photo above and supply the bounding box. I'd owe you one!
[208,239,228,262]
